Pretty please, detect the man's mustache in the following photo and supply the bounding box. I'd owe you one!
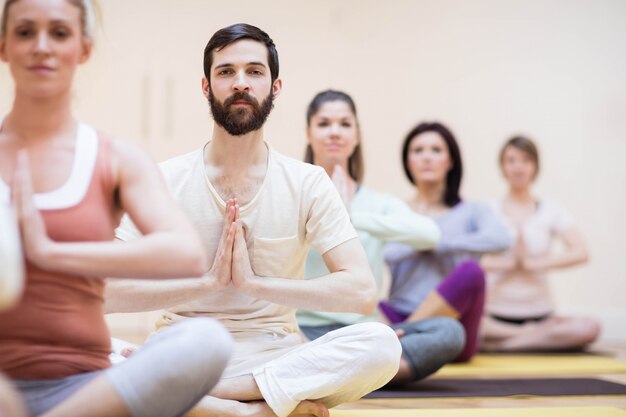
[224,92,258,107]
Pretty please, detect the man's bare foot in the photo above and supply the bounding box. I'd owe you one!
[244,399,328,417]
[289,400,329,417]
[186,397,265,417]
[186,396,328,417]
[209,375,263,401]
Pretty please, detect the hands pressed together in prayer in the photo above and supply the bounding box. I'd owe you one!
[514,229,548,271]
[11,151,255,286]
[10,152,55,270]
[482,226,547,273]
[207,198,257,291]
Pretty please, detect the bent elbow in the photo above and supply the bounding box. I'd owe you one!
[185,250,208,277]
[356,281,377,315]
[413,221,441,251]
[174,242,207,277]
[360,293,377,315]
[426,224,442,248]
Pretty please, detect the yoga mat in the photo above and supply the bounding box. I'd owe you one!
[331,406,626,417]
[365,377,626,399]
[436,354,626,377]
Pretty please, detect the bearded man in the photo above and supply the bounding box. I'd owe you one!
[105,23,401,417]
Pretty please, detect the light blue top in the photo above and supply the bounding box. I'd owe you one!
[297,186,441,326]
[384,201,511,315]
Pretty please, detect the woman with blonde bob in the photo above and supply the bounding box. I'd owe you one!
[481,136,601,351]
[0,1,232,416]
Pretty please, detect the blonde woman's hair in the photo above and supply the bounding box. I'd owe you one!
[1,0,98,41]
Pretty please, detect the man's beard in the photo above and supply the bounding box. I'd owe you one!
[208,89,274,136]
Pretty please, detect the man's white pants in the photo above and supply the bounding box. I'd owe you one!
[251,322,401,417]
[113,320,402,417]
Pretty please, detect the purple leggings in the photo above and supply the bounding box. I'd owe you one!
[380,260,485,362]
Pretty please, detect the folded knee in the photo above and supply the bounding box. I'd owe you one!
[175,318,233,367]
[356,323,402,372]
[579,318,601,345]
[428,317,465,359]
[444,318,466,350]
[397,317,465,350]
[402,317,464,346]
[399,318,465,380]
[457,260,485,294]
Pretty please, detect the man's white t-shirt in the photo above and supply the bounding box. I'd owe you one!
[116,144,357,373]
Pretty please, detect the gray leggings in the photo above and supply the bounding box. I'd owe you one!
[15,318,232,417]
[393,317,465,380]
[301,317,464,382]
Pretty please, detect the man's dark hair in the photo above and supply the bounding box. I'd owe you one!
[203,23,279,83]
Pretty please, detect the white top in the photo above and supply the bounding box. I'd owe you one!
[116,145,357,375]
[0,118,99,309]
[0,118,99,210]
[486,199,574,318]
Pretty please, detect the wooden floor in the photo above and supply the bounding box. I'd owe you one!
[336,344,626,412]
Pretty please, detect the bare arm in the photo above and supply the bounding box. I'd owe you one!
[232,222,376,314]
[481,226,518,273]
[104,200,239,313]
[482,225,588,273]
[481,250,516,272]
[0,204,24,311]
[104,277,212,313]
[14,141,206,279]
[523,226,588,271]
[108,201,377,315]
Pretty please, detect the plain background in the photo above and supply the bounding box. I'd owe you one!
[1,0,624,343]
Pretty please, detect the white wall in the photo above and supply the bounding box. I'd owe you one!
[1,0,625,342]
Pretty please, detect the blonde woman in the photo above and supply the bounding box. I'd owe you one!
[0,1,232,416]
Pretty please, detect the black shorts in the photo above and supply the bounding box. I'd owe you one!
[490,313,551,325]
